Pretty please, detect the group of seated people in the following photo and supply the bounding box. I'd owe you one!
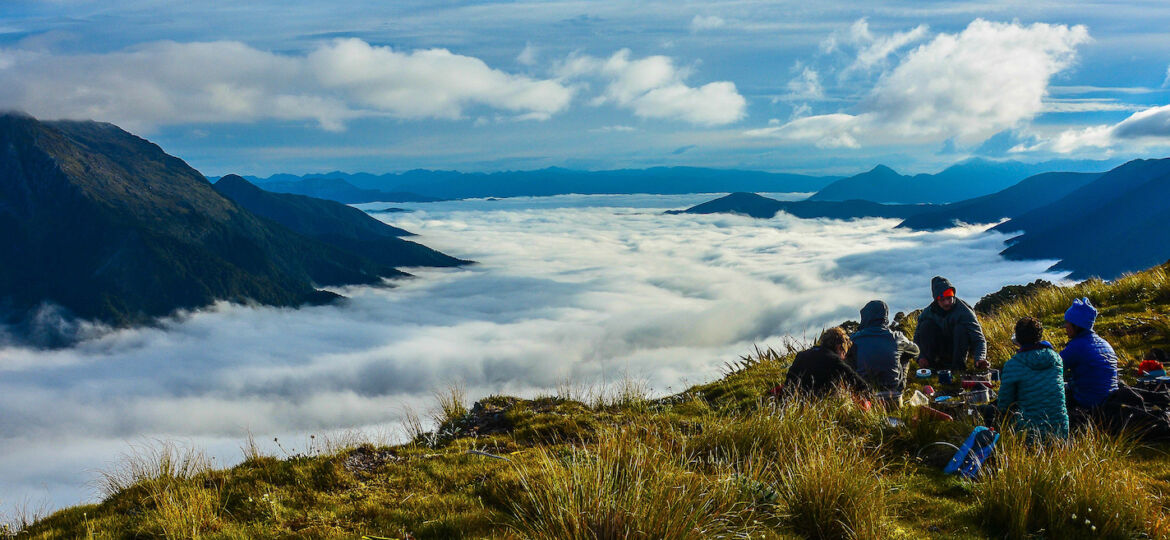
[783,275,1130,440]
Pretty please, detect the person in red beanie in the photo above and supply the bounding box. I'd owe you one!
[913,276,988,374]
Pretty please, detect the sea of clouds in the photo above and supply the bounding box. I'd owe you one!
[0,193,1068,513]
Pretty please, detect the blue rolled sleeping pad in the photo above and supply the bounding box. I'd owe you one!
[944,426,999,478]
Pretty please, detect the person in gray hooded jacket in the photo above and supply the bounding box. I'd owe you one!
[849,300,920,397]
[914,276,988,373]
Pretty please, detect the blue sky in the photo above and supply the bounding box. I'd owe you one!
[2,0,1170,176]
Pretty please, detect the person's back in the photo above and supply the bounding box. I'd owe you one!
[914,276,987,373]
[1060,297,1119,408]
[851,300,919,392]
[998,317,1069,439]
[784,327,869,398]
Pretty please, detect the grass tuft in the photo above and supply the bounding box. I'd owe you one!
[976,426,1169,539]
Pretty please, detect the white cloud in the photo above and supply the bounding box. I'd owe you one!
[307,39,571,120]
[784,66,824,102]
[750,19,1090,147]
[0,39,573,132]
[1164,65,1170,88]
[517,42,538,66]
[1027,103,1170,153]
[745,113,859,148]
[690,15,725,32]
[1040,98,1144,113]
[831,18,930,77]
[557,49,746,125]
[590,125,637,132]
[1,194,1069,510]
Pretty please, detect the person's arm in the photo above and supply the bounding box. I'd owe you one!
[897,332,920,365]
[953,307,988,369]
[997,361,1019,410]
[832,357,871,394]
[1060,342,1082,382]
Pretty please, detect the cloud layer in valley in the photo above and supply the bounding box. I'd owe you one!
[0,194,1068,511]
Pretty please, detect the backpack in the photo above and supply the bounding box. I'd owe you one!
[1091,384,1170,441]
[944,426,999,479]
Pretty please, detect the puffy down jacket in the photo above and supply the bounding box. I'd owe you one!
[1061,329,1119,408]
[998,344,1070,439]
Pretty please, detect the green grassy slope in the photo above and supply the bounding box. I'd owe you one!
[15,264,1170,539]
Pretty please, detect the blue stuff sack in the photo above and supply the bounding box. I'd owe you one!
[944,426,999,479]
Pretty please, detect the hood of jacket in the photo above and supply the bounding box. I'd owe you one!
[931,276,955,299]
[1016,346,1059,371]
[860,300,889,330]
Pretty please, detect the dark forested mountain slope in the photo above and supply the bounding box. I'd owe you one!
[896,172,1101,230]
[213,175,468,268]
[994,158,1170,279]
[0,113,404,344]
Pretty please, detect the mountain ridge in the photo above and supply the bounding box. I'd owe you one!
[667,192,933,220]
[994,157,1170,279]
[809,158,1111,204]
[0,114,435,345]
[213,175,470,269]
[235,166,841,202]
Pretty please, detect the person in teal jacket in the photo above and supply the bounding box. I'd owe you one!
[996,316,1070,440]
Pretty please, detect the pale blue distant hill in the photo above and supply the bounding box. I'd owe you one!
[809,158,1115,204]
[236,167,840,202]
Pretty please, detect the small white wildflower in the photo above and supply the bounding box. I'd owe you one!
[1084,519,1091,525]
[1091,526,1097,532]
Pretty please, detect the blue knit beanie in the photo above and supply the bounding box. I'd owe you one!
[1064,297,1097,330]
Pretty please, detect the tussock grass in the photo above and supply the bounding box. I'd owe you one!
[95,441,224,539]
[504,424,759,539]
[976,426,1169,539]
[978,265,1170,364]
[434,382,469,429]
[98,440,212,497]
[20,263,1170,539]
[688,395,891,539]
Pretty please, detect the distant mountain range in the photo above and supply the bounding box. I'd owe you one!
[809,159,1112,204]
[676,158,1169,280]
[895,172,1102,230]
[237,167,840,202]
[667,193,933,220]
[257,176,440,204]
[994,158,1170,279]
[0,113,463,346]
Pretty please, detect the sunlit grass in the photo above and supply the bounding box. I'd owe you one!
[17,262,1170,539]
[976,426,1169,539]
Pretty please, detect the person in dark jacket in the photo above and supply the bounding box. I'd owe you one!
[997,317,1069,440]
[1060,297,1119,409]
[784,327,870,397]
[914,276,988,373]
[849,300,920,400]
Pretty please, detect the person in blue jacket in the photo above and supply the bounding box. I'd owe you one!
[997,316,1070,440]
[849,300,919,405]
[1060,297,1119,409]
